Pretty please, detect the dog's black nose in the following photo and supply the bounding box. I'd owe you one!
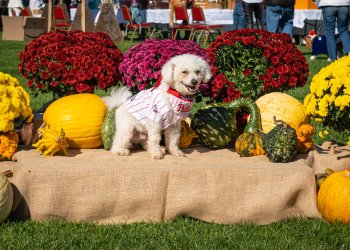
[191,79,198,85]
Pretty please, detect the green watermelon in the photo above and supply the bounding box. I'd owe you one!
[101,107,117,150]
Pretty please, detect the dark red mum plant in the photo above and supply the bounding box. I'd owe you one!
[18,30,123,97]
[204,29,309,102]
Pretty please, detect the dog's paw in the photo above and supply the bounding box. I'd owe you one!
[160,146,166,155]
[111,147,130,156]
[169,149,186,157]
[151,151,165,160]
[149,147,166,160]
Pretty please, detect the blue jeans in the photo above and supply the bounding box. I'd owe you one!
[322,6,350,60]
[233,1,246,30]
[266,5,294,38]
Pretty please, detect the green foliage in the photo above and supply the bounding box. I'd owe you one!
[1,217,350,249]
[215,44,268,99]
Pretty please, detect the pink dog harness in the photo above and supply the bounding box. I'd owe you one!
[123,84,193,129]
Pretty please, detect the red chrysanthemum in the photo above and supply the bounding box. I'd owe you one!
[18,30,123,97]
[205,29,309,102]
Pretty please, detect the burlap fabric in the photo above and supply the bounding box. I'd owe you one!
[0,144,335,225]
[305,141,350,174]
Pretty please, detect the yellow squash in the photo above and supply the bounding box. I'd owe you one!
[255,92,309,133]
[43,94,107,149]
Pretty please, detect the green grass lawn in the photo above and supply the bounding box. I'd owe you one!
[1,35,350,249]
[1,217,350,249]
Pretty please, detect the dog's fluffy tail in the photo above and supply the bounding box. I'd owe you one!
[102,87,132,110]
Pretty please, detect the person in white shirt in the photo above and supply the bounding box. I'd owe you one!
[242,0,264,29]
[7,0,23,16]
[318,0,350,61]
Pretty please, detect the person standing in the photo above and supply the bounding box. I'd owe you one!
[242,0,264,29]
[233,0,246,29]
[265,0,295,38]
[318,0,350,61]
[8,0,23,16]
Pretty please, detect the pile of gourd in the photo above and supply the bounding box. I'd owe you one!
[8,92,349,225]
[190,92,313,163]
[35,92,315,164]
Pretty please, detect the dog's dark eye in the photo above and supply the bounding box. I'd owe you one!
[195,70,201,74]
[181,70,188,75]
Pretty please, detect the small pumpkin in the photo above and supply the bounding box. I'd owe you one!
[235,131,265,157]
[291,123,315,154]
[317,168,350,223]
[0,131,19,161]
[255,92,310,133]
[0,171,13,223]
[179,118,198,149]
[32,125,69,156]
[43,94,107,149]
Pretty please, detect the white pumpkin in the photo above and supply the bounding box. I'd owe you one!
[0,172,13,223]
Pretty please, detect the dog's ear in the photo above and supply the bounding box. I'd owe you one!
[202,63,212,84]
[161,59,175,84]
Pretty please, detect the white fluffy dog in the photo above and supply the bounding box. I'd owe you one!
[102,54,212,159]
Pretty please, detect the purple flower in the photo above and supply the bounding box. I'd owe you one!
[119,38,209,94]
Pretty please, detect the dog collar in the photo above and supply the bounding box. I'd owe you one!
[167,88,193,102]
[154,76,193,102]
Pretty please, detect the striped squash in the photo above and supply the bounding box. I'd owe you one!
[235,131,265,157]
[191,98,261,150]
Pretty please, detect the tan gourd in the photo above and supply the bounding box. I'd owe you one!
[0,171,13,223]
[255,92,310,133]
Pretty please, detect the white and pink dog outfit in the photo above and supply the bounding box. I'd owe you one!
[123,84,193,129]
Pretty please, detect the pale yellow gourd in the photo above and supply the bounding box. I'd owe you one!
[255,92,310,133]
[43,94,107,149]
[0,172,13,223]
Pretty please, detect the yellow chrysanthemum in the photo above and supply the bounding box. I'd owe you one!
[334,95,350,111]
[304,54,350,129]
[0,72,33,133]
[318,130,329,139]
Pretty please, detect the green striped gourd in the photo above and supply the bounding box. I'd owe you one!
[191,98,262,149]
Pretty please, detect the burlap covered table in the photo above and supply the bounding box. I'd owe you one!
[1,142,349,225]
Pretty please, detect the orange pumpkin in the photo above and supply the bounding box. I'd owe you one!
[317,168,350,223]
